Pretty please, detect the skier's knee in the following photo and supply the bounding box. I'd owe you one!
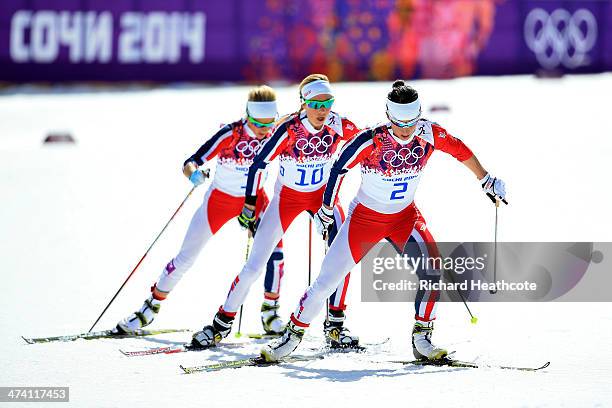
[238,263,261,286]
[310,278,337,302]
[172,254,196,272]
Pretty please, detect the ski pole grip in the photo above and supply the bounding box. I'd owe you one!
[486,193,508,205]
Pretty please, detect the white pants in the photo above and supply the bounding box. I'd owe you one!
[221,184,350,313]
[292,198,441,327]
[156,186,284,296]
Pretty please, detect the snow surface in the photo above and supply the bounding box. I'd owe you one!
[1,75,611,407]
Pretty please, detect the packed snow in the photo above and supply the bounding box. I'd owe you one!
[1,74,611,407]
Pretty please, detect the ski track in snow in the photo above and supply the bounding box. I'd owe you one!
[1,75,611,407]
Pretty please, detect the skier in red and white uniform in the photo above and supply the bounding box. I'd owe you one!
[191,74,362,349]
[116,86,286,335]
[261,80,507,362]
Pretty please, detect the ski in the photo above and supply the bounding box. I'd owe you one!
[121,337,390,357]
[120,336,281,357]
[391,358,550,372]
[22,328,190,344]
[121,344,198,357]
[121,332,284,356]
[120,342,246,357]
[179,352,549,374]
[180,353,326,374]
[325,336,390,353]
[340,337,390,348]
[239,333,281,339]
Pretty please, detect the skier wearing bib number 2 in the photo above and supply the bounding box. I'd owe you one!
[260,80,507,362]
[115,86,286,335]
[191,74,362,349]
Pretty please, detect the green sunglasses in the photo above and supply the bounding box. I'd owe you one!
[247,116,276,128]
[303,97,335,110]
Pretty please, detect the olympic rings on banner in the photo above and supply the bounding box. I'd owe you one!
[524,8,597,70]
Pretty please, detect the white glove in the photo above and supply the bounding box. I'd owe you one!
[313,206,334,236]
[480,173,507,203]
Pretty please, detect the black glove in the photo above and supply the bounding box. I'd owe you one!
[237,205,256,231]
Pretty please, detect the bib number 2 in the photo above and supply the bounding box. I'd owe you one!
[390,182,408,200]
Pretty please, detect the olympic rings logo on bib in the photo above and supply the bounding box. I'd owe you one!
[235,139,263,158]
[382,145,425,168]
[295,135,334,155]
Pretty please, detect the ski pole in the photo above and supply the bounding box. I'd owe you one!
[490,199,500,294]
[235,234,253,338]
[308,218,313,285]
[444,266,478,324]
[88,170,209,332]
[324,232,329,325]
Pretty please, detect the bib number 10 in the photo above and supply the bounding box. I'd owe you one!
[295,168,324,186]
[390,182,408,200]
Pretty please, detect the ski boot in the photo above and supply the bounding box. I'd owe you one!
[191,310,235,349]
[324,309,359,348]
[260,320,305,362]
[261,299,285,335]
[115,296,161,334]
[412,321,448,360]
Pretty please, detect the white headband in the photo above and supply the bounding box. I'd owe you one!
[300,80,333,100]
[246,101,278,119]
[386,98,422,122]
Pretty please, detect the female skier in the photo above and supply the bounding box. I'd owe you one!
[260,80,507,362]
[116,85,286,335]
[191,74,362,349]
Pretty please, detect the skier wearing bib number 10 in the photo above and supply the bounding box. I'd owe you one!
[115,86,287,335]
[260,80,507,362]
[191,74,363,349]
